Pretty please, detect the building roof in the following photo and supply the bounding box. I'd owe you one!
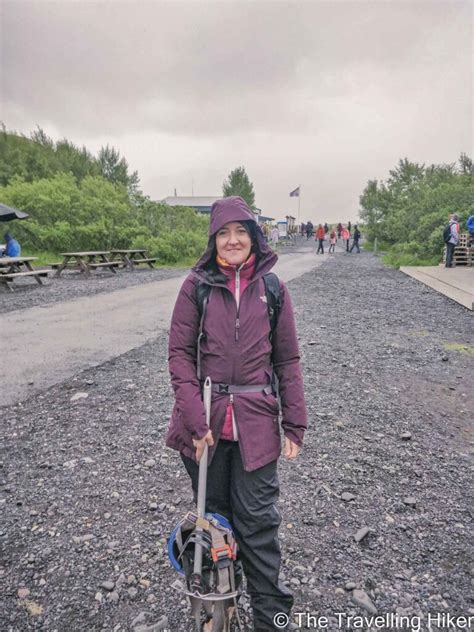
[161,196,222,208]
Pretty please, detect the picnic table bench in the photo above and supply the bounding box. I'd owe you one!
[109,249,156,268]
[0,257,50,291]
[53,252,120,277]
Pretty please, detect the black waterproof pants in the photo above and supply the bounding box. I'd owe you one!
[350,239,360,253]
[182,441,293,631]
[316,239,324,254]
[445,242,455,267]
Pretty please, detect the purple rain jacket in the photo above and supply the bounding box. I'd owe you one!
[166,196,307,472]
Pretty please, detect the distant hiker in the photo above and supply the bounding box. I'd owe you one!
[444,213,460,268]
[167,196,307,630]
[349,225,361,253]
[324,222,329,234]
[347,221,352,234]
[337,222,343,238]
[261,222,270,242]
[329,229,337,254]
[306,221,314,239]
[270,225,279,247]
[341,226,350,252]
[316,224,325,254]
[3,232,21,257]
[300,222,306,237]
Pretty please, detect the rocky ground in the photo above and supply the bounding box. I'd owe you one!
[1,251,473,631]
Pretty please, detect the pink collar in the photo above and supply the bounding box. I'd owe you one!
[217,253,257,281]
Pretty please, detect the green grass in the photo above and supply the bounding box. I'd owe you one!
[22,250,60,267]
[382,251,440,269]
[443,342,474,357]
[22,250,193,269]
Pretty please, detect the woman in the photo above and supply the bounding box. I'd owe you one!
[167,196,307,630]
[328,228,337,254]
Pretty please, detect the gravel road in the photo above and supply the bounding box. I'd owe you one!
[0,267,185,315]
[0,242,299,315]
[1,251,473,631]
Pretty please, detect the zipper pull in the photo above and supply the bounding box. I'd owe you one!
[230,394,234,405]
[235,317,240,341]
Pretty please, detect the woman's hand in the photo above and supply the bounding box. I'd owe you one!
[283,437,300,460]
[193,430,214,463]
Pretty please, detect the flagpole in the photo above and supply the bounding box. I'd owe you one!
[298,184,301,225]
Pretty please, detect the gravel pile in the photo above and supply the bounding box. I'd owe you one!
[1,252,473,631]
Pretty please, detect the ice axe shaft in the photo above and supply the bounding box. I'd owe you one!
[193,376,212,581]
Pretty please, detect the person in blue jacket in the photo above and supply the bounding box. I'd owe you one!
[467,215,474,247]
[3,232,21,257]
[467,216,474,235]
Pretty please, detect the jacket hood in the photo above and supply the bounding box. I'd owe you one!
[192,196,277,279]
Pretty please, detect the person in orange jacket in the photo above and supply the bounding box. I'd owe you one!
[315,224,325,254]
[341,226,350,252]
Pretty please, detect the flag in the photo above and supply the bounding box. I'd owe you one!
[289,186,300,197]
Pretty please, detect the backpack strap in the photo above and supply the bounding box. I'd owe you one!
[263,272,282,337]
[196,281,211,381]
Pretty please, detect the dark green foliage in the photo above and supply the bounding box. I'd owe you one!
[359,155,474,266]
[222,166,255,208]
[0,125,101,186]
[0,126,139,194]
[0,127,209,264]
[97,145,140,195]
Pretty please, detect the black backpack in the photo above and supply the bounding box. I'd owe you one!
[443,224,451,243]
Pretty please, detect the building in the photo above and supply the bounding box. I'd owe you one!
[161,196,222,214]
[161,196,268,222]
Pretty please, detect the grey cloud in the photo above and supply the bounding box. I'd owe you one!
[1,1,471,221]
[3,1,470,137]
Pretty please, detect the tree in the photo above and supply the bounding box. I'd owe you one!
[358,153,474,265]
[97,144,140,194]
[222,166,255,208]
[459,153,474,176]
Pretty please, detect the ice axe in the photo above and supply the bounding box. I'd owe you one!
[168,377,242,631]
[190,376,212,593]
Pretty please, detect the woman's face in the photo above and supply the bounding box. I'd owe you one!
[215,222,252,266]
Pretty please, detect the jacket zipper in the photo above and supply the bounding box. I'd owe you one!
[235,268,241,341]
[232,268,241,440]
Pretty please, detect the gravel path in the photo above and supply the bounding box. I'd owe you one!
[1,252,473,631]
[0,242,301,316]
[0,267,186,315]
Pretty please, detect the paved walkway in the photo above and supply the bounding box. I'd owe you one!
[0,249,326,407]
[400,265,474,310]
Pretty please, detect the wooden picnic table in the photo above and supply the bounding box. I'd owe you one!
[0,256,50,291]
[109,249,156,268]
[53,251,120,277]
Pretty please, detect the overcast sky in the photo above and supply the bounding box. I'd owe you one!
[1,0,472,223]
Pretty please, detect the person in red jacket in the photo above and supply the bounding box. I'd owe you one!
[315,223,325,254]
[167,196,307,630]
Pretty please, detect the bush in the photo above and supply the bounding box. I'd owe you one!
[0,175,210,265]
